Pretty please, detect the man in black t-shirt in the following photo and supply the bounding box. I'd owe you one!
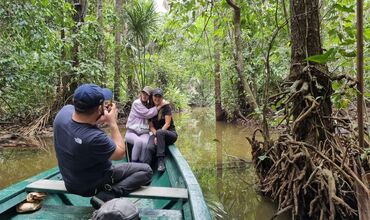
[54,84,153,209]
[148,88,178,172]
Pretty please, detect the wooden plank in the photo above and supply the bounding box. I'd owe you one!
[26,180,67,193]
[128,186,188,199]
[26,180,188,199]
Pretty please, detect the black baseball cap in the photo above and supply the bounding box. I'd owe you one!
[152,88,163,97]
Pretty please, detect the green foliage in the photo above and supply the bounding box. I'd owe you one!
[124,0,159,89]
[305,48,337,64]
[331,80,356,109]
[163,83,189,111]
[1,0,369,123]
[0,0,74,120]
[124,0,158,44]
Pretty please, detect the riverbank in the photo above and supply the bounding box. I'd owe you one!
[0,116,128,148]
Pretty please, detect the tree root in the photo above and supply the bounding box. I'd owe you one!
[250,66,370,219]
[249,132,365,219]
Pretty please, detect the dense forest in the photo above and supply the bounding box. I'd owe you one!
[1,0,370,219]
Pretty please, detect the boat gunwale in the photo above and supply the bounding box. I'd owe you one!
[168,145,212,220]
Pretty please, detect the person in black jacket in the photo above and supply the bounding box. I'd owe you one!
[148,88,178,172]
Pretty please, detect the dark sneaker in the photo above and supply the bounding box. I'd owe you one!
[90,190,115,209]
[157,158,166,172]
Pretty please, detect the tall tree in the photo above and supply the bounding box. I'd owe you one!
[114,0,123,102]
[96,0,106,86]
[124,0,158,89]
[289,0,333,144]
[249,1,362,219]
[61,0,87,102]
[122,1,135,102]
[214,16,223,121]
[226,0,257,115]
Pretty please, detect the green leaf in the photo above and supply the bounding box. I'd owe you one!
[334,3,355,13]
[339,49,356,57]
[337,32,345,42]
[341,98,349,108]
[340,38,356,45]
[361,148,370,160]
[328,29,337,37]
[364,28,370,39]
[305,48,336,64]
[332,81,341,90]
[258,155,268,161]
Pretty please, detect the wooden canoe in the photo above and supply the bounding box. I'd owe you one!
[0,145,211,220]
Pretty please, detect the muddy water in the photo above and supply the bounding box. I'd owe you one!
[0,137,57,189]
[173,108,289,220]
[0,108,290,220]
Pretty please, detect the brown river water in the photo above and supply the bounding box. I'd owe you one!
[0,107,290,220]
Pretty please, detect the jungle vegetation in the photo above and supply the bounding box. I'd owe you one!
[1,0,370,219]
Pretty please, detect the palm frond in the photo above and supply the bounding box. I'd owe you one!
[124,0,158,45]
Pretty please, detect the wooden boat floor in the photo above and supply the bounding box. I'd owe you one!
[10,205,182,220]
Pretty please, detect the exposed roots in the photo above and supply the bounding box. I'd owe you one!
[249,132,367,219]
[19,108,52,136]
[250,65,370,219]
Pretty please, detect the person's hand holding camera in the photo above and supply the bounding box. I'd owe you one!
[97,103,118,128]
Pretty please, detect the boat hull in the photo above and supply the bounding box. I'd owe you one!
[0,145,211,220]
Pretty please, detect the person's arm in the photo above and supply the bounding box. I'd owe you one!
[99,103,125,160]
[162,115,171,130]
[149,121,158,145]
[133,101,158,119]
[149,121,157,136]
[161,105,172,130]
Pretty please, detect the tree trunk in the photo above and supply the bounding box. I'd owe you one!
[114,0,123,102]
[49,0,86,125]
[68,0,87,100]
[96,0,106,87]
[214,18,223,121]
[226,0,257,115]
[58,0,87,103]
[125,46,136,101]
[289,0,333,144]
[121,16,135,101]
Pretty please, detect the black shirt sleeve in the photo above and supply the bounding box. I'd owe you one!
[163,105,172,116]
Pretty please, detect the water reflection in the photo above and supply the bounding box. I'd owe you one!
[173,108,290,220]
[0,137,57,189]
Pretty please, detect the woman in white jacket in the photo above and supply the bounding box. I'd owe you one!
[125,86,166,163]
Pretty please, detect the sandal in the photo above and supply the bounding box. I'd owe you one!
[26,192,47,202]
[16,202,42,213]
[16,192,47,213]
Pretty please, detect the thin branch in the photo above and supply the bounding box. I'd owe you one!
[225,0,239,11]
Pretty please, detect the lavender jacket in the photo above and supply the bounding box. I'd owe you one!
[126,99,158,135]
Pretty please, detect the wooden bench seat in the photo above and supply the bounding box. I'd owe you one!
[26,179,188,200]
